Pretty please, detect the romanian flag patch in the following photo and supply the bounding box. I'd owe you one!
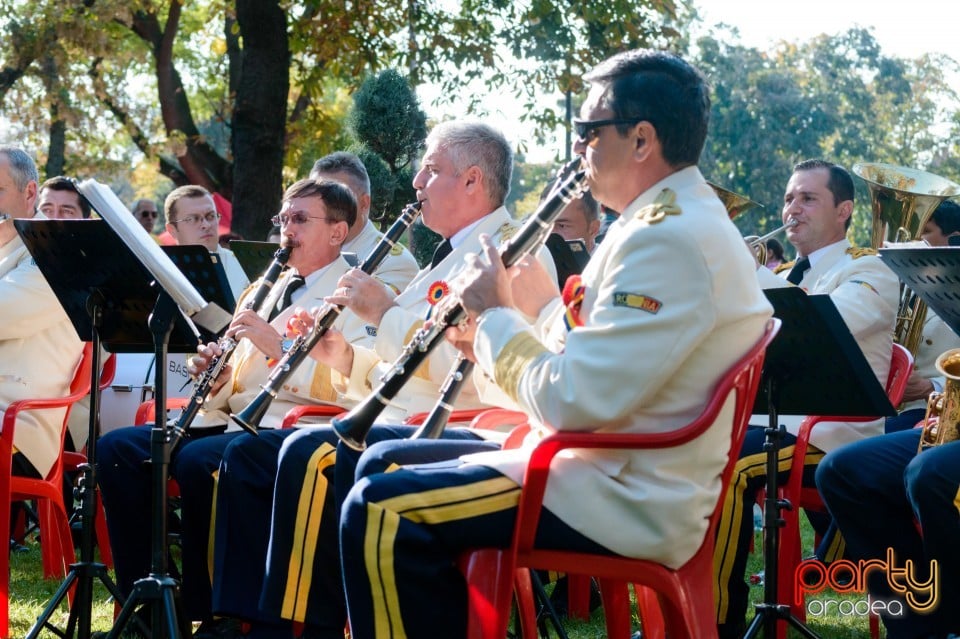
[562,275,585,330]
[613,292,662,314]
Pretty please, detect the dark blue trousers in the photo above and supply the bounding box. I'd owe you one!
[339,438,610,639]
[211,428,298,625]
[260,425,490,632]
[816,429,960,638]
[97,425,239,621]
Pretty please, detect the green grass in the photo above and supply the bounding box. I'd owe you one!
[8,517,880,638]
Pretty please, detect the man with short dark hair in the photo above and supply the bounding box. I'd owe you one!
[338,49,773,639]
[37,175,91,219]
[97,178,370,632]
[713,159,899,637]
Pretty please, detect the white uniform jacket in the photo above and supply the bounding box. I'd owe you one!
[200,256,371,430]
[333,207,556,422]
[467,166,774,566]
[756,239,898,451]
[343,219,419,295]
[902,310,960,412]
[0,231,84,478]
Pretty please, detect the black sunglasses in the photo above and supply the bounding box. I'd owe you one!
[572,118,644,142]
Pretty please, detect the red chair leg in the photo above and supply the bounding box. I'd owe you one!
[635,584,666,639]
[567,573,591,620]
[462,549,515,639]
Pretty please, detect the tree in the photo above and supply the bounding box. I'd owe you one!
[1,0,685,237]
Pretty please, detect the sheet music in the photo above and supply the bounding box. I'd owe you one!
[77,179,232,333]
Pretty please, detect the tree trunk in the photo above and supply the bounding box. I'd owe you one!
[231,0,289,240]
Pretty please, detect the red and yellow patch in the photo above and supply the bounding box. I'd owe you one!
[427,281,449,305]
[613,292,662,314]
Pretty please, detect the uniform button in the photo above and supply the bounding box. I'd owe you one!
[236,386,245,393]
[927,339,934,345]
[291,387,299,393]
[282,385,290,391]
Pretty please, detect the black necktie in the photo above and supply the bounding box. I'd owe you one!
[430,238,452,268]
[270,275,305,321]
[786,256,810,285]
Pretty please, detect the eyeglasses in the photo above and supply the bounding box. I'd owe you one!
[271,212,333,226]
[138,210,158,218]
[173,212,220,226]
[572,117,644,143]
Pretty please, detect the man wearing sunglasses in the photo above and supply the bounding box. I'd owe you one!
[96,179,374,638]
[335,49,773,639]
[130,198,159,235]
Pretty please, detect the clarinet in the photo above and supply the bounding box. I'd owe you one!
[167,246,291,449]
[410,355,475,439]
[332,159,588,450]
[230,202,422,432]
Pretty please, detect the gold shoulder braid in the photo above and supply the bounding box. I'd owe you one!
[846,247,878,259]
[773,260,794,275]
[633,188,682,224]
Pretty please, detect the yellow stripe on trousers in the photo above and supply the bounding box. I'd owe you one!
[282,443,337,622]
[365,475,521,638]
[712,443,824,622]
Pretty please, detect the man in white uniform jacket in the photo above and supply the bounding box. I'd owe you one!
[336,50,774,639]
[714,159,899,637]
[97,178,370,628]
[0,146,84,482]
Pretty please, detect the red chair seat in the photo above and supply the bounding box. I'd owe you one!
[461,320,780,639]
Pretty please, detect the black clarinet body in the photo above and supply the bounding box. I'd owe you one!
[332,160,588,450]
[168,246,291,448]
[230,202,422,432]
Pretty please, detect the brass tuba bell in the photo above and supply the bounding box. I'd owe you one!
[853,163,960,356]
[918,348,960,453]
[708,183,770,262]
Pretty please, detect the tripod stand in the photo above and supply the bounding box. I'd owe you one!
[26,293,126,639]
[107,292,192,639]
[14,218,232,639]
[744,287,894,638]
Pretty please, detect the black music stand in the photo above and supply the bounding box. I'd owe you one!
[229,240,281,281]
[745,287,894,639]
[14,220,228,639]
[879,246,960,337]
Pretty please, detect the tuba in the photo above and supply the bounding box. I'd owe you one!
[708,183,773,262]
[853,163,960,356]
[918,349,960,452]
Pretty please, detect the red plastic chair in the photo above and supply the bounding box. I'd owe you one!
[776,342,913,638]
[461,319,780,639]
[0,342,95,639]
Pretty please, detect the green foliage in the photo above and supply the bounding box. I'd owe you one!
[694,26,960,248]
[348,68,426,229]
[349,68,426,173]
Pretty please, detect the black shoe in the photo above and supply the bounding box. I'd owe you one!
[195,618,243,639]
[717,620,746,639]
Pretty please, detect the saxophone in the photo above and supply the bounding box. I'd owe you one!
[918,348,960,452]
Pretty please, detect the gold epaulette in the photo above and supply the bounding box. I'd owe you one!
[633,188,682,225]
[236,281,259,308]
[846,247,878,259]
[774,261,794,275]
[497,222,521,243]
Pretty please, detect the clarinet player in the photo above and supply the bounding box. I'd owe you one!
[96,179,370,635]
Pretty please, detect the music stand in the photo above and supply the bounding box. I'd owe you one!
[878,246,960,337]
[15,220,229,639]
[745,287,894,639]
[229,240,281,281]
